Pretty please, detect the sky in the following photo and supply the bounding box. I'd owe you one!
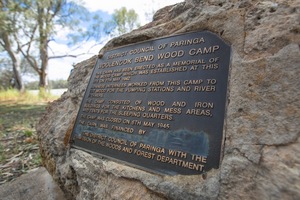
[47,0,183,81]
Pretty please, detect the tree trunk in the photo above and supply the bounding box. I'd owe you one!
[37,5,49,90]
[38,42,49,97]
[1,32,25,92]
[38,69,48,89]
[12,56,25,92]
[38,35,49,89]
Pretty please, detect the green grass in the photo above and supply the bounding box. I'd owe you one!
[24,130,33,137]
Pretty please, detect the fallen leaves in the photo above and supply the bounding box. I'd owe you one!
[0,103,46,185]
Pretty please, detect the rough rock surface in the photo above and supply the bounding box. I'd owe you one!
[37,0,300,199]
[0,167,66,200]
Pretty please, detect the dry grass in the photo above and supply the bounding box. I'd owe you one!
[0,88,59,103]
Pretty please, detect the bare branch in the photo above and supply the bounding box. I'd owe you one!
[48,44,55,55]
[48,0,62,21]
[86,40,106,54]
[20,24,38,53]
[49,53,86,60]
[0,40,5,48]
[14,32,40,74]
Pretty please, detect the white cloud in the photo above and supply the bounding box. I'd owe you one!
[83,0,182,14]
[83,0,183,25]
[48,39,105,80]
[48,0,183,80]
[53,25,71,42]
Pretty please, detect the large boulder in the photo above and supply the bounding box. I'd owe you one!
[37,0,300,199]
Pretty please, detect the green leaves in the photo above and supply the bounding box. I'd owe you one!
[111,7,140,35]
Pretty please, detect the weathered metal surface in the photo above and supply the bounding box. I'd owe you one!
[70,31,231,175]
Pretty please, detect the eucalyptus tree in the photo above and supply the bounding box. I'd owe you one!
[111,7,140,36]
[0,0,98,90]
[0,1,27,91]
[0,58,14,89]
[16,0,89,89]
[0,1,140,92]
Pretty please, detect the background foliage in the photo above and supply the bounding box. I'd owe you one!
[0,0,140,91]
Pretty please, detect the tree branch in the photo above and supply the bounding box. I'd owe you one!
[49,53,85,60]
[14,32,40,74]
[23,24,38,54]
[0,40,5,48]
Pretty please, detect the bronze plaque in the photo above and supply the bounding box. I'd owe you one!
[70,31,231,175]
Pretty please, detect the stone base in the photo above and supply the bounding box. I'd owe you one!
[0,167,66,200]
